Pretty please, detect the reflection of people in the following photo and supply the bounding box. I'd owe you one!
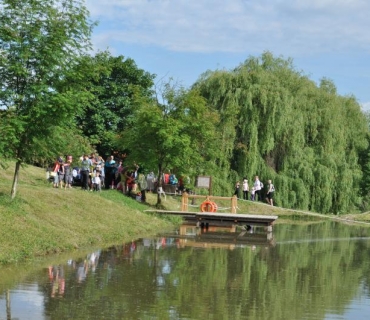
[266,179,275,206]
[48,265,65,297]
[76,260,88,283]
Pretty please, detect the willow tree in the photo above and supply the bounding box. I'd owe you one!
[0,0,94,198]
[119,83,219,206]
[195,52,369,213]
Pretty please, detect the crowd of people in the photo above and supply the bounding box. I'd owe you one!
[48,153,186,202]
[48,154,276,205]
[234,175,275,206]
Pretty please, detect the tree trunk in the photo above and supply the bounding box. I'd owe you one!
[11,160,21,200]
[156,164,163,206]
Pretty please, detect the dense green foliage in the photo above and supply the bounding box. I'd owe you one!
[194,52,369,214]
[74,51,156,156]
[0,0,369,213]
[0,0,94,197]
[120,83,219,205]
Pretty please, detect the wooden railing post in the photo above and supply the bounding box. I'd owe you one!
[181,192,188,211]
[231,196,237,214]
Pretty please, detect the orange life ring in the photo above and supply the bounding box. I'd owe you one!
[200,200,215,212]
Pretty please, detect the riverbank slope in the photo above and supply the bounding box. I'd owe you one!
[1,163,369,264]
[0,163,180,264]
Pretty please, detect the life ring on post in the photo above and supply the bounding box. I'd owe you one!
[200,200,215,212]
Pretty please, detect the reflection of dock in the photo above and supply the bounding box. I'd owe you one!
[145,210,278,231]
[166,224,275,249]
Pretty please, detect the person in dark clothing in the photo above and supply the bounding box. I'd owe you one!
[234,181,241,198]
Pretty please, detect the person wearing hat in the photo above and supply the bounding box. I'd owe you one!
[242,178,249,200]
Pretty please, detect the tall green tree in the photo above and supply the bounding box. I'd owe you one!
[75,51,156,157]
[0,0,94,198]
[119,83,219,205]
[195,52,369,213]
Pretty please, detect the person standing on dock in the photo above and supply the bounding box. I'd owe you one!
[266,179,275,206]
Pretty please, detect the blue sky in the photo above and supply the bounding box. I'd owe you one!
[85,0,370,111]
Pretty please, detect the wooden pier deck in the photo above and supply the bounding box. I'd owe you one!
[144,210,278,231]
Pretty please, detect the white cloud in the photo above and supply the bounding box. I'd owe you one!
[86,0,370,54]
[361,101,370,112]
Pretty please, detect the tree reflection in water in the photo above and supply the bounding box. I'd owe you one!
[1,221,370,320]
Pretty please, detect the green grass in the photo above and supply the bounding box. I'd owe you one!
[0,163,180,264]
[1,162,369,265]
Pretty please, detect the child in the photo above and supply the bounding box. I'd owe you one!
[250,187,256,201]
[92,172,101,192]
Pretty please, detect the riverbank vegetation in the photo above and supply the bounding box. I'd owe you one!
[2,0,370,215]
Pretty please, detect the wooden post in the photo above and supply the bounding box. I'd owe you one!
[181,192,188,211]
[231,196,237,214]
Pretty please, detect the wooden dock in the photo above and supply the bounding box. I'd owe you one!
[144,210,278,232]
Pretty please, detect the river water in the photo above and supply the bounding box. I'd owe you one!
[1,219,370,320]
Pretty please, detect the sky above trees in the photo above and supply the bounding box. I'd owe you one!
[85,0,370,111]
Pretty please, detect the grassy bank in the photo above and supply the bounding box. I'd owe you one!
[1,162,370,265]
[0,163,181,264]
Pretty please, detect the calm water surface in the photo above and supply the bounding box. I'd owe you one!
[1,220,370,320]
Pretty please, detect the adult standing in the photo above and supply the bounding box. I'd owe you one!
[104,155,116,189]
[266,179,275,206]
[234,181,241,198]
[242,178,249,200]
[253,176,263,201]
[57,159,65,188]
[80,154,91,191]
[64,157,73,189]
[146,171,155,192]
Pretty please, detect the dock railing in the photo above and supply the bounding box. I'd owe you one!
[181,192,238,214]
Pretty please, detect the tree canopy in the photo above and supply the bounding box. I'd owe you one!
[0,0,94,198]
[194,52,369,213]
[1,6,369,218]
[74,51,156,156]
[119,82,219,205]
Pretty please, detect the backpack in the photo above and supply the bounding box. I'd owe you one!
[169,174,178,185]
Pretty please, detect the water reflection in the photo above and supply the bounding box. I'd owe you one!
[173,224,275,250]
[1,221,370,319]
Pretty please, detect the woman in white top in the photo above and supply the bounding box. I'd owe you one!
[242,178,249,200]
[253,176,263,201]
